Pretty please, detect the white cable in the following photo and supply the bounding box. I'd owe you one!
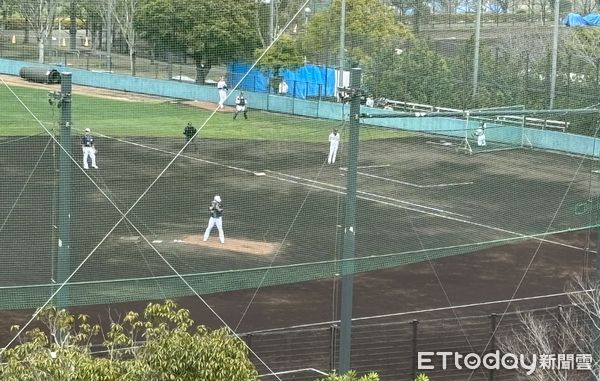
[0,2,319,377]
[0,79,284,381]
[467,142,593,381]
[0,136,54,234]
[241,289,585,335]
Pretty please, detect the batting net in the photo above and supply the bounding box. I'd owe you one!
[1,0,599,316]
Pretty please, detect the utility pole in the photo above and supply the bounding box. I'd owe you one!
[338,67,362,374]
[472,0,482,98]
[49,73,73,309]
[107,0,113,72]
[269,0,275,44]
[338,0,346,103]
[549,0,560,109]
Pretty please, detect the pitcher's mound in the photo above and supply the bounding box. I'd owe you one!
[182,235,280,256]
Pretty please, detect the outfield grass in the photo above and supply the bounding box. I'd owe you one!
[1,84,412,142]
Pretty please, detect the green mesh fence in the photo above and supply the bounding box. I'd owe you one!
[0,230,590,310]
[1,0,599,311]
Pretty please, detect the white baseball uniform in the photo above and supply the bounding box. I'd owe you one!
[217,79,227,109]
[203,197,224,244]
[328,131,340,164]
[475,126,486,146]
[81,133,98,169]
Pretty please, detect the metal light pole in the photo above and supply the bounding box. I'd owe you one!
[338,67,362,375]
[338,0,346,102]
[269,0,275,44]
[549,0,560,109]
[50,73,73,309]
[472,0,483,98]
[107,0,113,72]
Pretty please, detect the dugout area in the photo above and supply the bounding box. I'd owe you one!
[0,129,597,310]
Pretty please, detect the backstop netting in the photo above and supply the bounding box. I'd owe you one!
[1,0,599,312]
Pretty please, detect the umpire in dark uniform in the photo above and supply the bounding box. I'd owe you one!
[183,122,199,153]
[183,122,197,142]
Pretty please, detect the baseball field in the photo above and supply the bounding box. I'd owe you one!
[1,77,597,379]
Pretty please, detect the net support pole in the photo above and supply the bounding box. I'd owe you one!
[57,73,73,309]
[595,118,600,381]
[595,224,600,381]
[339,67,361,375]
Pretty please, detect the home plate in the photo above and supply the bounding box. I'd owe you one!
[182,235,279,256]
[254,172,266,176]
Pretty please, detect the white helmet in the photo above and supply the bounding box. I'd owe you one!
[214,195,222,203]
[84,128,91,133]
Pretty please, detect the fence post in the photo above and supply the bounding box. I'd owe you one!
[330,324,338,373]
[596,58,600,104]
[411,320,419,380]
[292,80,296,115]
[244,333,252,351]
[489,313,497,381]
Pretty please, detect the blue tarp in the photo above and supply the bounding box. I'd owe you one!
[563,12,600,26]
[227,62,336,99]
[584,13,600,25]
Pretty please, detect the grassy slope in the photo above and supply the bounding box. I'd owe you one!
[1,84,410,142]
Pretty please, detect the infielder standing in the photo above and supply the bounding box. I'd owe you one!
[233,92,248,120]
[328,128,340,164]
[217,76,228,110]
[81,128,98,169]
[203,195,224,244]
[474,122,487,147]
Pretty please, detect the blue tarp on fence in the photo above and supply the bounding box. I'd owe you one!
[563,12,600,26]
[227,62,336,99]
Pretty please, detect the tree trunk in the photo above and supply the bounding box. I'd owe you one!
[195,61,210,84]
[69,0,77,50]
[38,38,45,63]
[97,22,103,50]
[1,1,7,30]
[130,48,136,76]
[24,18,29,44]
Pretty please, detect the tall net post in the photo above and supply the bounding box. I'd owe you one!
[56,73,72,309]
[339,67,362,374]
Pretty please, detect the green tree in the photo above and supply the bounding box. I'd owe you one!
[317,370,380,381]
[18,0,60,63]
[255,34,304,92]
[302,0,411,67]
[255,34,304,74]
[136,0,261,84]
[0,301,258,381]
[364,38,453,106]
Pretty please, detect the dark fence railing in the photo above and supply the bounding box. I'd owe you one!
[239,304,588,381]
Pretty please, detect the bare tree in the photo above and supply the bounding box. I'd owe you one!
[19,0,61,63]
[499,275,600,380]
[563,27,600,73]
[113,0,138,75]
